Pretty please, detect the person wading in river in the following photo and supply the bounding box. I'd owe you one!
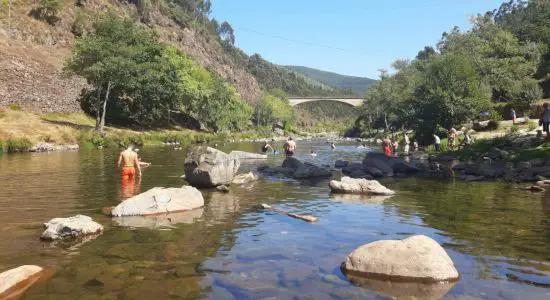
[283,137,297,156]
[117,145,142,199]
[383,137,392,157]
[261,141,274,154]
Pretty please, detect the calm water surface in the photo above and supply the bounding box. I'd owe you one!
[1,141,549,299]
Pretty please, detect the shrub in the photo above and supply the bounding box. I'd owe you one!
[8,104,22,111]
[510,124,519,134]
[487,120,500,130]
[6,138,33,152]
[90,135,106,148]
[0,139,3,152]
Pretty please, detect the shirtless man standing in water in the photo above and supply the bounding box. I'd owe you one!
[283,137,297,156]
[117,145,142,179]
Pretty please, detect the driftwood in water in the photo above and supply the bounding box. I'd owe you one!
[259,204,319,223]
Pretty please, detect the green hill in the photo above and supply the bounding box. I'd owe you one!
[285,65,375,96]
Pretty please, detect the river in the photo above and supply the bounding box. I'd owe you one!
[0,140,549,299]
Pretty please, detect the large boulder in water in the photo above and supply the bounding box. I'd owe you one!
[228,151,267,160]
[184,147,240,188]
[362,153,394,177]
[293,162,332,179]
[282,157,304,170]
[111,186,204,216]
[41,215,103,240]
[329,177,394,195]
[0,265,44,298]
[342,235,459,282]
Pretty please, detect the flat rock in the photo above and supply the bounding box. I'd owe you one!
[334,160,349,168]
[111,186,204,217]
[112,209,204,229]
[329,177,395,196]
[342,235,459,282]
[0,265,44,298]
[232,172,260,185]
[293,162,332,179]
[41,215,103,240]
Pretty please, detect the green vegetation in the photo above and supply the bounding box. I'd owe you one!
[285,65,375,96]
[66,13,251,133]
[353,3,549,143]
[254,92,294,128]
[8,104,22,111]
[0,139,3,153]
[295,101,358,133]
[6,138,32,152]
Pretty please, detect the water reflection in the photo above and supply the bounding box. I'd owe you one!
[0,142,549,299]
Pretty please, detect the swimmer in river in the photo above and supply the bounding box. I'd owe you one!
[309,149,317,157]
[118,144,142,178]
[283,137,296,156]
[261,141,273,154]
[330,142,336,150]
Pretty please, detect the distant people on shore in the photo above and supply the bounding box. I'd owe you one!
[403,133,410,155]
[413,139,419,152]
[541,103,550,139]
[510,108,517,124]
[283,137,296,156]
[460,132,472,149]
[433,133,441,152]
[391,136,398,155]
[447,128,457,151]
[383,137,392,157]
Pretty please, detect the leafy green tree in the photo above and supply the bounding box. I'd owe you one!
[255,93,294,127]
[218,21,235,48]
[66,13,178,131]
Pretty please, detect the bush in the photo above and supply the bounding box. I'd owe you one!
[8,104,22,111]
[510,124,519,134]
[6,138,33,152]
[487,120,500,130]
[90,135,106,148]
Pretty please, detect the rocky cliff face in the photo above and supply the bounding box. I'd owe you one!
[0,0,262,113]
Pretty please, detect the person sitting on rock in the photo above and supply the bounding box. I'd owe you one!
[283,137,296,156]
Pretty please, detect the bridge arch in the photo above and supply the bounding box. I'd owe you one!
[288,97,363,107]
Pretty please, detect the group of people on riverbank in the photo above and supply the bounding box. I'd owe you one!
[382,134,418,157]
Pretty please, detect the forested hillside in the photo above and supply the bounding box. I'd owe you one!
[353,0,550,142]
[286,65,375,96]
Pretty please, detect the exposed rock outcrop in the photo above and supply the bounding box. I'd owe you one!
[228,151,268,160]
[41,215,103,240]
[232,172,260,185]
[111,186,204,216]
[342,235,459,282]
[184,147,240,188]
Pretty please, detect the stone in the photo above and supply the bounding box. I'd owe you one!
[473,120,489,131]
[334,160,349,168]
[363,166,384,178]
[0,265,44,298]
[232,172,260,185]
[342,162,363,175]
[282,157,304,170]
[184,147,240,188]
[329,177,395,196]
[112,209,204,229]
[111,186,204,217]
[216,185,230,193]
[393,161,419,174]
[342,235,459,282]
[464,164,504,178]
[228,151,268,160]
[262,167,295,176]
[350,169,372,179]
[460,175,486,182]
[536,180,550,186]
[41,215,103,240]
[293,162,332,179]
[362,153,394,177]
[286,213,319,223]
[526,186,546,192]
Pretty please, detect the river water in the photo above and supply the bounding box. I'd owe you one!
[1,141,549,299]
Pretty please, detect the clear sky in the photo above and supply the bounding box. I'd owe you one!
[210,0,506,79]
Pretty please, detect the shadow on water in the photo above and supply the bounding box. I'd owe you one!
[0,141,549,299]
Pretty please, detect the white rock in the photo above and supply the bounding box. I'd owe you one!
[342,235,459,282]
[111,186,204,217]
[41,215,103,240]
[232,172,260,185]
[329,177,395,195]
[0,265,44,297]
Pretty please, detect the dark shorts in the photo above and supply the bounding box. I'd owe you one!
[544,122,550,133]
[285,150,294,156]
[434,144,441,152]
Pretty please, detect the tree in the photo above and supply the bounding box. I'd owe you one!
[65,13,178,132]
[255,93,294,127]
[218,21,235,48]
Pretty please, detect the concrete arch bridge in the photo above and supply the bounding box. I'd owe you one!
[288,97,364,107]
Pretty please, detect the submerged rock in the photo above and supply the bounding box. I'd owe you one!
[329,177,394,196]
[334,160,349,168]
[111,186,204,217]
[228,151,268,160]
[232,172,260,185]
[216,185,230,193]
[184,147,240,188]
[41,215,103,240]
[112,209,204,229]
[293,162,332,179]
[342,235,459,282]
[0,265,44,298]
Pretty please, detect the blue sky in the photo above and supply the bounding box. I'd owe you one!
[211,0,506,79]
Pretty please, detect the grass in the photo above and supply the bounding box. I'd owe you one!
[0,139,3,153]
[6,138,33,152]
